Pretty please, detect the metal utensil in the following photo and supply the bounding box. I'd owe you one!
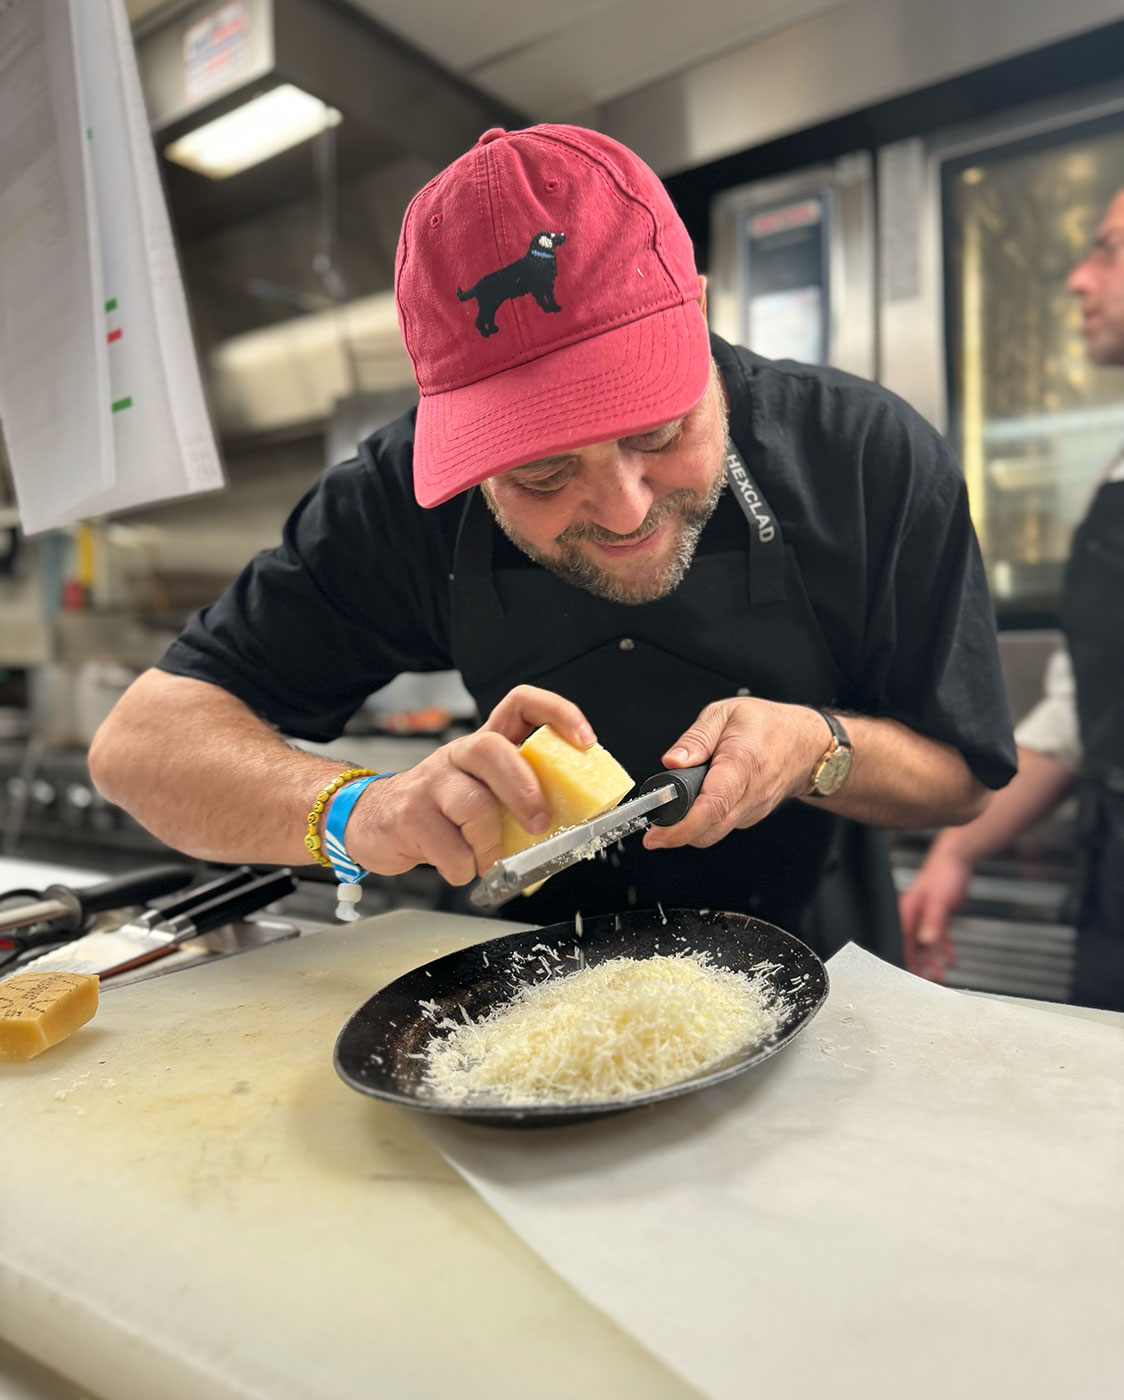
[334,907,828,1127]
[0,864,195,939]
[0,866,257,970]
[19,869,298,978]
[469,763,709,911]
[111,865,258,939]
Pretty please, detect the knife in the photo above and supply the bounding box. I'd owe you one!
[0,863,195,938]
[0,866,260,970]
[17,869,298,978]
[470,763,709,911]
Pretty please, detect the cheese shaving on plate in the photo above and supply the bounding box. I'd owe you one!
[422,953,785,1106]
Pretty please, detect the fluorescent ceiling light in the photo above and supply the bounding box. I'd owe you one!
[163,83,342,180]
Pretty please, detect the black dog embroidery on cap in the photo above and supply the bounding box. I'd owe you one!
[456,232,566,338]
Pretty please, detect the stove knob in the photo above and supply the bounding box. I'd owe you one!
[65,782,94,810]
[30,779,57,807]
[89,793,117,833]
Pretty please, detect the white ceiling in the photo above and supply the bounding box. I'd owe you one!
[346,0,850,121]
[125,0,852,123]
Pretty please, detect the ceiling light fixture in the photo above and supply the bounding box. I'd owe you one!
[163,83,342,180]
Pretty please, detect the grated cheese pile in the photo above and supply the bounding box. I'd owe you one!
[422,953,785,1106]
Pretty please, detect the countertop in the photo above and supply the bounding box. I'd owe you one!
[2,909,1118,1400]
[0,910,698,1400]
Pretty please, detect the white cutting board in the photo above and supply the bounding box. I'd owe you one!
[0,912,698,1400]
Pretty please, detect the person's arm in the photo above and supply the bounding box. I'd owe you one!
[642,697,989,857]
[88,669,595,885]
[88,670,337,865]
[897,745,1078,981]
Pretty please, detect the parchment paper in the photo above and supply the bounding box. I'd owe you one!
[422,945,1123,1400]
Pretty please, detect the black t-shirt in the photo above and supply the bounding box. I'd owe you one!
[161,341,1016,789]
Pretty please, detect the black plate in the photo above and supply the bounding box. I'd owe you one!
[333,909,829,1127]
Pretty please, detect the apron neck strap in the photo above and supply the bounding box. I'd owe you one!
[725,439,786,605]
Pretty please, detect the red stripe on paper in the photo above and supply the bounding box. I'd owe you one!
[107,328,122,343]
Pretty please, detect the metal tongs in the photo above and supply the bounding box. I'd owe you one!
[470,762,708,911]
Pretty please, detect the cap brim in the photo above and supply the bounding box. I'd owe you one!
[411,301,712,508]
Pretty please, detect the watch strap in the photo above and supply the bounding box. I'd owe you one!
[817,708,851,752]
[805,708,852,797]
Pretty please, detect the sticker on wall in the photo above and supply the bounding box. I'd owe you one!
[183,1,250,106]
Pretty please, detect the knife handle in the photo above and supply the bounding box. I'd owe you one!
[166,869,297,939]
[150,865,257,923]
[41,863,196,933]
[639,763,709,826]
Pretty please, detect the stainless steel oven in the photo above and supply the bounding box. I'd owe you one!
[708,154,876,379]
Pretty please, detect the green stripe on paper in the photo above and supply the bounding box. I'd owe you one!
[111,396,133,413]
[105,298,117,312]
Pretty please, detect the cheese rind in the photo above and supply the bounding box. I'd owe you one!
[0,972,99,1061]
[499,725,633,860]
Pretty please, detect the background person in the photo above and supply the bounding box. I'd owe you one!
[899,187,1124,1009]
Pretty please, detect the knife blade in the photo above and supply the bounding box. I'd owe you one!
[470,762,708,911]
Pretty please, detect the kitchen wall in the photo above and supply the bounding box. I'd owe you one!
[4,0,1123,689]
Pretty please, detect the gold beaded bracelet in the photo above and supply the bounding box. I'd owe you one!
[305,768,376,868]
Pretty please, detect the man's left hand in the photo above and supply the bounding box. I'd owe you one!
[642,698,825,850]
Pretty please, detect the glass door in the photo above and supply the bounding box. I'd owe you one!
[942,116,1124,624]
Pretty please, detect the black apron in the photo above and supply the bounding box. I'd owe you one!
[446,346,901,962]
[1059,476,1124,1010]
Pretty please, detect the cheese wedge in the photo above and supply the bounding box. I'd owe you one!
[0,972,99,1061]
[500,724,633,864]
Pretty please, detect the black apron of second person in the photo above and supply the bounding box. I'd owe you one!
[446,352,901,964]
[1060,476,1124,1011]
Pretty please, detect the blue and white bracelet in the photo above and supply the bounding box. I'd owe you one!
[323,772,393,921]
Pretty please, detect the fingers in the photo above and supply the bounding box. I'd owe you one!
[351,788,479,886]
[649,699,819,850]
[417,729,558,879]
[348,700,583,884]
[485,685,596,750]
[347,743,535,885]
[903,929,946,982]
[405,806,481,886]
[446,731,550,846]
[899,888,957,982]
[646,702,742,850]
[645,748,755,850]
[660,703,730,767]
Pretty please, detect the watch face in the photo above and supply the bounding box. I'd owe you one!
[815,747,852,795]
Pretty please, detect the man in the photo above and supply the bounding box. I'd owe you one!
[89,125,1016,955]
[899,187,1124,1009]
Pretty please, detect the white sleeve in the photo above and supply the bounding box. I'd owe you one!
[1013,646,1082,771]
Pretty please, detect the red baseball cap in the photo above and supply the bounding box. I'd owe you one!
[395,124,711,508]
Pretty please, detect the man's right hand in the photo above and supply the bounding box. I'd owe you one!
[897,837,973,982]
[897,747,1080,982]
[344,685,595,886]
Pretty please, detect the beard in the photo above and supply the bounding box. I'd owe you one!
[483,412,729,607]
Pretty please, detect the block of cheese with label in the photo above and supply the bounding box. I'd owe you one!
[0,972,99,1061]
[499,725,633,868]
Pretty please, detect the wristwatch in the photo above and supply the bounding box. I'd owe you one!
[805,709,852,797]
